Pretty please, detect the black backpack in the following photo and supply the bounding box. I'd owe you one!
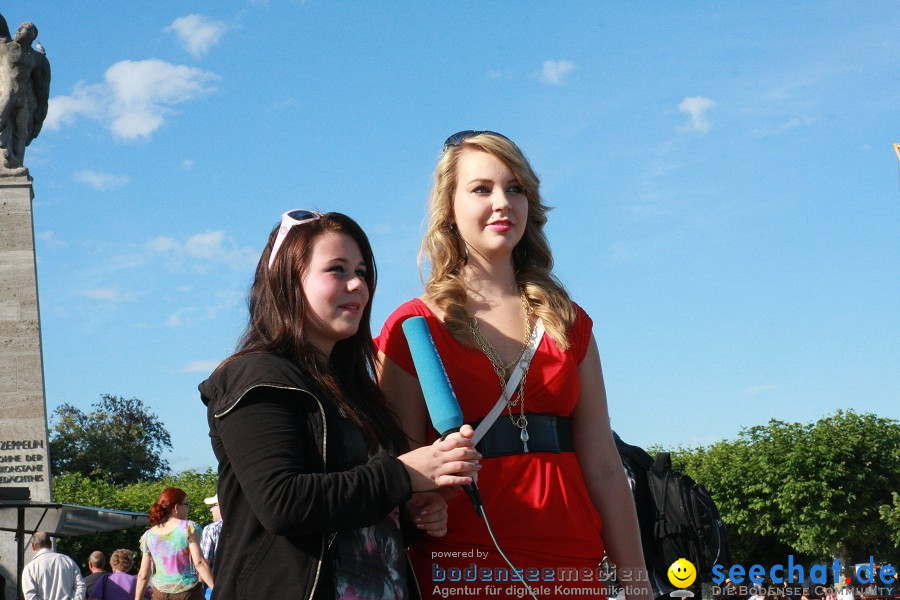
[614,432,731,597]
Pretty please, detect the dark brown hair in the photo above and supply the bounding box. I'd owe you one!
[232,212,406,453]
[148,487,186,525]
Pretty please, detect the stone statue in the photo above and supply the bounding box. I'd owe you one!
[0,13,50,176]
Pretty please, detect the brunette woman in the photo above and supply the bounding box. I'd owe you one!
[199,211,480,599]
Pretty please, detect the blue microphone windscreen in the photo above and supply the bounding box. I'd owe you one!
[401,316,464,435]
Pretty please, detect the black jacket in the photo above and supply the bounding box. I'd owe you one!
[199,353,414,600]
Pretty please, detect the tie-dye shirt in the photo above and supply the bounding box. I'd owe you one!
[139,520,201,593]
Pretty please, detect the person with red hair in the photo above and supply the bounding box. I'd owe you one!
[134,487,213,600]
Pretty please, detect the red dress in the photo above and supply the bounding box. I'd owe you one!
[377,299,606,599]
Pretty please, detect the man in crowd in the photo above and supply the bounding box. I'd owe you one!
[20,531,85,600]
[201,495,222,571]
[201,495,222,600]
[82,551,107,598]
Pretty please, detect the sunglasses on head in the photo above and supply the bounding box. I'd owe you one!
[267,209,323,269]
[442,130,512,152]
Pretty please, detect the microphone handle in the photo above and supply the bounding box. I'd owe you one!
[463,481,484,516]
[438,430,484,516]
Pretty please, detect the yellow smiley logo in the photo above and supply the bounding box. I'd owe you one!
[667,558,697,588]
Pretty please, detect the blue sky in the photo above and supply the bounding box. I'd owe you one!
[12,2,898,473]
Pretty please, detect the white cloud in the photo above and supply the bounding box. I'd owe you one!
[181,159,195,170]
[751,114,815,138]
[272,98,300,110]
[540,60,576,85]
[148,235,180,252]
[45,59,218,141]
[45,82,103,130]
[105,60,219,139]
[165,14,229,59]
[166,289,244,328]
[678,96,716,133]
[36,230,67,248]
[486,68,515,80]
[73,170,130,190]
[166,307,197,327]
[606,241,641,263]
[185,230,227,259]
[78,288,135,302]
[148,230,257,270]
[176,359,222,373]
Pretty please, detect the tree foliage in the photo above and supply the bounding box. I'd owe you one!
[52,469,218,568]
[49,394,172,485]
[879,492,900,548]
[669,410,900,566]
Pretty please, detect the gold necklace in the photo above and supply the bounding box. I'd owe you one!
[468,293,534,452]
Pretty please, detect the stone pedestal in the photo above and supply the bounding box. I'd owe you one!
[0,176,51,599]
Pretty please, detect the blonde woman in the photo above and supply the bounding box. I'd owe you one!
[92,549,146,600]
[377,131,651,600]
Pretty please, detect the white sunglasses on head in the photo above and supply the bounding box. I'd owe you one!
[267,209,323,269]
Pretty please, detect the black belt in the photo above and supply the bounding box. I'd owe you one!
[474,413,574,458]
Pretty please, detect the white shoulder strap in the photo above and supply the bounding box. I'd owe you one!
[472,318,545,444]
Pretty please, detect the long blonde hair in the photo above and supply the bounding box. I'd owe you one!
[420,132,575,349]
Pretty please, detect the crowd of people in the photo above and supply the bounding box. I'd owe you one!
[20,489,222,600]
[20,534,148,600]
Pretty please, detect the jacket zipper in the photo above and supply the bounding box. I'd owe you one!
[214,383,330,599]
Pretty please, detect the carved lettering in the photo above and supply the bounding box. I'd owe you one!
[0,464,42,473]
[0,440,47,486]
[0,439,44,451]
[0,474,43,483]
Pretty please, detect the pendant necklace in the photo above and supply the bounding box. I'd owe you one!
[468,292,534,452]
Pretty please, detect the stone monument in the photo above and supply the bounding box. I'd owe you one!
[0,13,50,177]
[0,11,51,599]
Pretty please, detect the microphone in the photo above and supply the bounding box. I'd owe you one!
[401,316,463,437]
[401,316,483,513]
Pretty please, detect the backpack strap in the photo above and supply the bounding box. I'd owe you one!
[651,454,696,539]
[651,452,683,538]
[653,451,671,471]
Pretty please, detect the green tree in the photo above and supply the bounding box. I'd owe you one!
[670,410,900,567]
[49,394,172,485]
[670,438,780,566]
[879,492,900,549]
[53,469,218,568]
